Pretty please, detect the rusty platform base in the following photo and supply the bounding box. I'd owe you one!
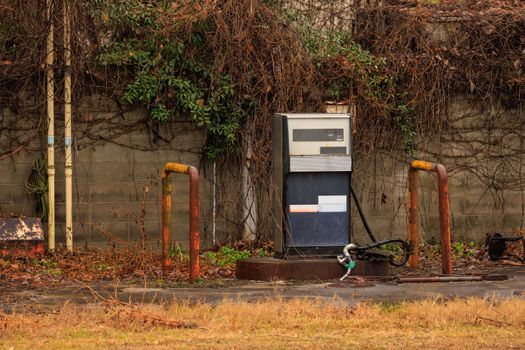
[236,257,390,281]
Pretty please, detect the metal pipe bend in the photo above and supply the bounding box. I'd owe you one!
[342,243,357,258]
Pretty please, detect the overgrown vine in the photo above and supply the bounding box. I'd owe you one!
[2,0,525,240]
[88,1,244,159]
[83,0,417,158]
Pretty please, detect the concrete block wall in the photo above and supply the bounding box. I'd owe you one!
[2,94,525,247]
[352,160,525,245]
[351,97,525,244]
[0,101,240,250]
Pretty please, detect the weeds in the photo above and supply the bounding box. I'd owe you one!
[154,278,166,288]
[421,240,482,263]
[204,246,251,267]
[43,268,62,277]
[169,242,189,264]
[91,262,111,272]
[451,241,478,259]
[1,298,525,349]
[201,244,270,267]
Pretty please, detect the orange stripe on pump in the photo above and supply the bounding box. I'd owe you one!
[289,205,319,213]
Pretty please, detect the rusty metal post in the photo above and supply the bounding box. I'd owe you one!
[435,164,452,275]
[407,160,452,275]
[161,163,200,283]
[408,167,419,268]
[161,171,172,271]
[188,166,200,284]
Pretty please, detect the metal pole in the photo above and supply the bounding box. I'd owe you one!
[161,172,172,270]
[46,0,55,251]
[188,166,200,284]
[212,160,216,246]
[407,160,452,275]
[407,168,419,268]
[64,0,73,252]
[398,276,482,283]
[241,137,256,241]
[435,164,452,275]
[161,163,200,283]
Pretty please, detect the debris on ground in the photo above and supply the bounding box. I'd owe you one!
[0,240,273,287]
[114,307,197,329]
[0,238,523,289]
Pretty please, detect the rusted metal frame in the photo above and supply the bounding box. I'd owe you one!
[408,160,452,275]
[161,163,200,283]
[398,274,508,283]
[0,217,45,258]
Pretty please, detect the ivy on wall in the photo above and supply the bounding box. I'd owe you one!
[84,0,417,157]
[1,0,421,159]
[89,0,243,159]
[283,8,416,154]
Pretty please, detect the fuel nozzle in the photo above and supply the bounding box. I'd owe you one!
[338,243,357,281]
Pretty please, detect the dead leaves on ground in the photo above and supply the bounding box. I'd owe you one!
[113,307,197,329]
[0,248,236,287]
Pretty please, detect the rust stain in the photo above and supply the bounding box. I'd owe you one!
[0,217,45,241]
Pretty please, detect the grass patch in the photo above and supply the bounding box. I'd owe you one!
[1,297,525,349]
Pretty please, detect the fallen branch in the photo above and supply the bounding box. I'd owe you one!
[475,316,512,327]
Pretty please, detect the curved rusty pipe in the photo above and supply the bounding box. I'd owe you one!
[408,160,452,275]
[162,163,200,283]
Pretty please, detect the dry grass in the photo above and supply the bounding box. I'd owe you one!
[1,297,525,349]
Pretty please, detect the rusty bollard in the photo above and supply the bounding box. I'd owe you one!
[408,160,452,275]
[161,163,200,283]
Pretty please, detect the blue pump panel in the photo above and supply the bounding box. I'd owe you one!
[285,172,350,247]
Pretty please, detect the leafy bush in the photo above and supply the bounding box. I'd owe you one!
[90,0,244,159]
